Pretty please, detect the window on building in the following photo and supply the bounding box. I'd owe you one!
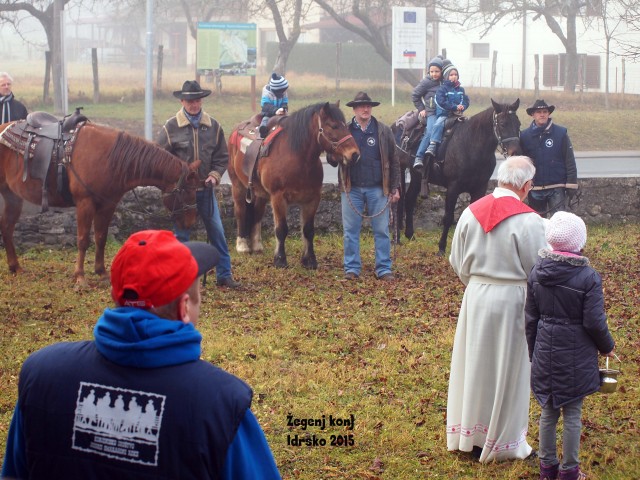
[471,43,490,59]
[543,54,601,89]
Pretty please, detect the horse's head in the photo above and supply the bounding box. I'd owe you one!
[317,102,360,165]
[491,98,522,157]
[162,160,200,230]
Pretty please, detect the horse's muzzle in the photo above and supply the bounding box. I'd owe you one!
[350,152,360,163]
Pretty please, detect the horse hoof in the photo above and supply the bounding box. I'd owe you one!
[302,257,318,270]
[404,229,414,240]
[274,255,288,268]
[236,238,252,254]
[251,242,264,253]
[436,250,446,257]
[74,277,89,290]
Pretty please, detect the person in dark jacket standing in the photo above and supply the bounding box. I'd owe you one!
[0,72,28,123]
[2,230,281,479]
[525,212,615,480]
[520,99,578,217]
[327,91,400,281]
[157,80,240,288]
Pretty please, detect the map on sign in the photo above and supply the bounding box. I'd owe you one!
[197,22,257,76]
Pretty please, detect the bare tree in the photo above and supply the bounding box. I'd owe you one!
[617,0,640,60]
[0,0,75,107]
[262,0,311,74]
[314,0,424,86]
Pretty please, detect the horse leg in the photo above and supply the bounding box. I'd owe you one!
[92,204,117,281]
[74,198,96,286]
[395,170,406,244]
[0,187,24,273]
[250,197,268,253]
[300,197,320,270]
[232,183,252,253]
[404,171,422,240]
[437,186,461,256]
[271,194,288,268]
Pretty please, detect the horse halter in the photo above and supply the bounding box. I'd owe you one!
[316,115,353,152]
[162,170,198,215]
[493,111,520,158]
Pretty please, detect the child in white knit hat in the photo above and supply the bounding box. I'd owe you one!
[525,211,615,480]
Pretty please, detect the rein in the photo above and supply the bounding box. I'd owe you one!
[493,111,520,158]
[316,115,354,152]
[339,167,391,219]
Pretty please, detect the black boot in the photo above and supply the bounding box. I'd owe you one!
[259,125,268,138]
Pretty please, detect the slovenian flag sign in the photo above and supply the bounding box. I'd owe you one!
[403,50,416,58]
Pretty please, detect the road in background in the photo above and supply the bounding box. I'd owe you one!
[221,151,640,184]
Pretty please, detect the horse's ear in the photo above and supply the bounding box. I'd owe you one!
[510,98,520,111]
[189,159,202,172]
[491,98,501,112]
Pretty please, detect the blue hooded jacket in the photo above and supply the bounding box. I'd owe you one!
[2,307,281,480]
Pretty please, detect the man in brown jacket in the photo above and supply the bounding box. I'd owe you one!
[157,80,240,288]
[328,91,400,281]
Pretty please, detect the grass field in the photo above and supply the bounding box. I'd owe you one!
[0,225,638,479]
[1,61,639,478]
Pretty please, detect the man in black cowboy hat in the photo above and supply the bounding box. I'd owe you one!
[156,80,240,288]
[327,91,401,281]
[520,99,578,217]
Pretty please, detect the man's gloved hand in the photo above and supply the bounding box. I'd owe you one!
[566,187,578,199]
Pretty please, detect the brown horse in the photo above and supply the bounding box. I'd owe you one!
[228,102,359,268]
[0,120,200,284]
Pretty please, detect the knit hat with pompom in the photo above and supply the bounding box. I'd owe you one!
[545,211,587,253]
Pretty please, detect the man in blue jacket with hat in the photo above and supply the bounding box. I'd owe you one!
[2,230,280,479]
[520,99,578,217]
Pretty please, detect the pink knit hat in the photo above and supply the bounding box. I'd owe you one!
[545,211,587,253]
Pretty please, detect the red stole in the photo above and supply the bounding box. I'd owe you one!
[469,194,537,233]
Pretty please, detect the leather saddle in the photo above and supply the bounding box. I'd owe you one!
[232,115,287,203]
[0,107,88,211]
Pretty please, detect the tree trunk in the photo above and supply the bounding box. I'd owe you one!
[563,13,578,93]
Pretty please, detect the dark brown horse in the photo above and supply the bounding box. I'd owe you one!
[0,120,200,284]
[394,99,522,254]
[228,102,359,268]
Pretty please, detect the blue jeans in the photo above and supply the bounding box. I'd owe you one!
[539,398,583,471]
[528,188,567,217]
[341,187,392,278]
[415,114,437,158]
[175,189,233,281]
[429,115,447,144]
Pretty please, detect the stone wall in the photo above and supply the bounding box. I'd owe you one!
[2,178,638,250]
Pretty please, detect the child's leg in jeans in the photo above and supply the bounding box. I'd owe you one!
[539,403,561,468]
[560,398,584,471]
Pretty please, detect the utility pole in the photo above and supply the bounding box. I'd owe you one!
[52,0,68,115]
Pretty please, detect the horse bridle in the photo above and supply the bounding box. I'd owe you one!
[316,115,354,152]
[161,169,198,215]
[493,111,520,158]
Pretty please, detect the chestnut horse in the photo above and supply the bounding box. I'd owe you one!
[393,99,522,254]
[228,102,359,268]
[0,121,200,284]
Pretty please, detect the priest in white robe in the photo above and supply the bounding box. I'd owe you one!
[447,155,547,462]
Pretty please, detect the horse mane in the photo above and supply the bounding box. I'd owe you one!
[285,102,347,155]
[107,130,186,183]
